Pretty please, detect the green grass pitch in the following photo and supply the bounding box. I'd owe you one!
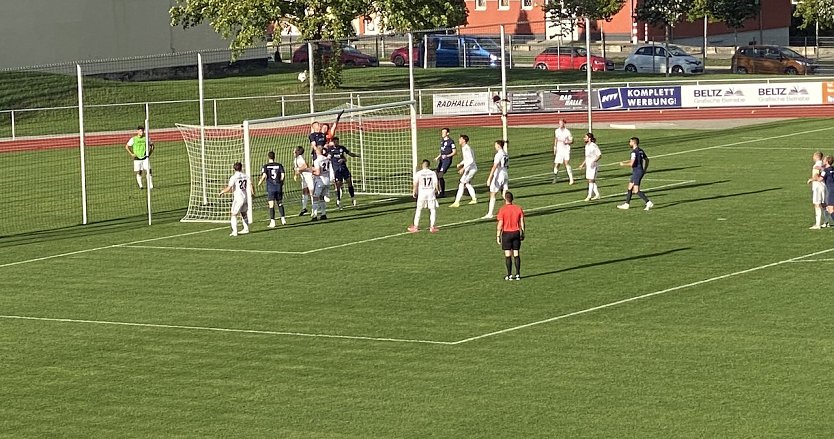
[1,119,833,437]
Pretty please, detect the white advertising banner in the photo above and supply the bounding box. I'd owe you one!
[432,92,491,115]
[681,82,823,108]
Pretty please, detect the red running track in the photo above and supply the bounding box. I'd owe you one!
[2,105,833,153]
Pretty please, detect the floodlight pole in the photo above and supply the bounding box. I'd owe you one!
[585,17,593,132]
[500,25,509,144]
[307,42,315,113]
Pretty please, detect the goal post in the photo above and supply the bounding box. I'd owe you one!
[177,100,417,223]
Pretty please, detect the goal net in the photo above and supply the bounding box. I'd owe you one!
[177,100,417,223]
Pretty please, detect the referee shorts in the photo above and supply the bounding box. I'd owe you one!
[501,231,522,251]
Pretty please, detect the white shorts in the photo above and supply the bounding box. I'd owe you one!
[300,172,314,190]
[231,197,248,215]
[555,147,570,163]
[812,183,825,205]
[416,194,438,209]
[585,164,598,180]
[133,158,150,172]
[313,178,330,198]
[460,167,477,184]
[489,172,508,193]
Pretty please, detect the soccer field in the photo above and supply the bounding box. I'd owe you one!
[2,119,833,437]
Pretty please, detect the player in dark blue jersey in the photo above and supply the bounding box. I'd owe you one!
[257,151,286,228]
[617,137,654,211]
[309,121,327,161]
[328,136,360,209]
[821,156,834,226]
[434,128,457,197]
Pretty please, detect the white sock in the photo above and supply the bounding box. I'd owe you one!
[487,197,496,216]
[230,216,238,234]
[302,195,308,209]
[593,183,600,197]
[312,200,319,217]
[454,184,464,203]
[553,167,559,176]
[566,166,574,181]
[465,184,476,200]
[146,173,154,189]
[413,208,421,227]
[429,208,437,227]
[587,185,593,197]
[320,199,327,216]
[241,214,249,232]
[136,174,143,188]
[816,206,822,226]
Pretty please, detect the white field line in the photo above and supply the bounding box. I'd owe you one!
[0,315,455,345]
[449,246,834,345]
[786,258,834,263]
[3,245,831,345]
[0,227,226,269]
[297,180,694,255]
[122,245,303,255]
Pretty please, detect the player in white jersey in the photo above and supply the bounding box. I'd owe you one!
[219,162,252,236]
[409,159,440,233]
[808,151,826,229]
[578,132,602,201]
[449,134,478,207]
[484,140,509,219]
[311,153,332,221]
[293,146,315,217]
[552,118,575,185]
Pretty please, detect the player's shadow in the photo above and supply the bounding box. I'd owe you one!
[653,187,781,210]
[523,247,691,279]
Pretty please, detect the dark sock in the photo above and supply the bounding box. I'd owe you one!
[505,256,512,276]
[268,207,275,220]
[241,212,249,223]
[278,204,285,218]
[514,255,521,275]
[625,191,633,203]
[348,185,355,198]
[637,191,649,202]
[439,177,446,195]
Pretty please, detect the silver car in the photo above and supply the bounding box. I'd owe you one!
[624,45,704,74]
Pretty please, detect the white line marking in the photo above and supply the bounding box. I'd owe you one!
[297,180,694,254]
[449,246,834,345]
[0,315,455,345]
[786,258,834,263]
[0,227,225,269]
[121,244,303,255]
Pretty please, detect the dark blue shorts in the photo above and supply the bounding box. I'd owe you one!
[437,158,453,174]
[334,167,352,182]
[267,189,283,202]
[630,170,645,185]
[826,189,834,206]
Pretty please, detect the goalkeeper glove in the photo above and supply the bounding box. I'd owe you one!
[520,230,525,241]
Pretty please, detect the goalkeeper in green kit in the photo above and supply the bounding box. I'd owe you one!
[125,125,154,189]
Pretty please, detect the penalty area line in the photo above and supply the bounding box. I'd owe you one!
[449,246,834,345]
[0,315,456,345]
[0,227,226,269]
[121,244,304,255]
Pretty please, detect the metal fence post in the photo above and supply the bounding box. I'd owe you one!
[281,96,286,117]
[213,99,218,126]
[10,110,15,139]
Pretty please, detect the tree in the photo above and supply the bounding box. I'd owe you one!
[794,0,834,30]
[636,0,694,74]
[542,0,626,39]
[690,0,759,47]
[170,0,467,88]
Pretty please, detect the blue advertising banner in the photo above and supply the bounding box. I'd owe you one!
[598,86,682,109]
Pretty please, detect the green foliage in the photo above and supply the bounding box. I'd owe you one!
[636,0,694,28]
[542,0,626,38]
[794,0,834,30]
[170,0,468,89]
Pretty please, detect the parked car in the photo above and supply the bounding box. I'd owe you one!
[390,35,508,68]
[731,45,818,75]
[533,46,614,71]
[390,46,419,67]
[623,44,703,74]
[291,43,379,67]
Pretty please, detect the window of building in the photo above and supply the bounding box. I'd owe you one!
[522,0,533,9]
[499,0,510,10]
[475,0,486,10]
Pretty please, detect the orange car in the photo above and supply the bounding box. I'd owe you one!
[731,46,818,75]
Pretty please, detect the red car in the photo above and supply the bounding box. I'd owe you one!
[533,47,614,72]
[292,43,379,67]
[390,46,420,67]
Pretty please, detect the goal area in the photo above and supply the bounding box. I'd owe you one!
[176,100,417,223]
